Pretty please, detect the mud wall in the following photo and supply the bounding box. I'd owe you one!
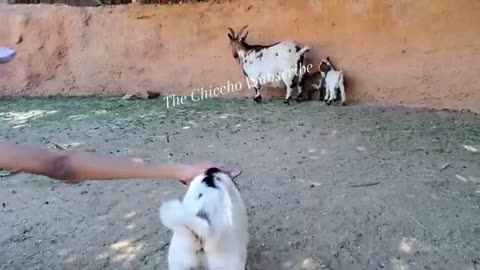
[0,0,479,112]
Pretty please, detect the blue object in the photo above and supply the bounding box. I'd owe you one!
[0,47,16,64]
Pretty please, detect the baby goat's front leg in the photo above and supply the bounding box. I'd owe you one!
[167,231,201,270]
[323,85,330,103]
[326,88,335,105]
[160,200,211,238]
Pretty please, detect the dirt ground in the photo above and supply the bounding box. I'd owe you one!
[0,97,479,270]
[2,0,480,113]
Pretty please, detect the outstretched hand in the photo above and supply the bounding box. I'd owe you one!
[175,161,232,185]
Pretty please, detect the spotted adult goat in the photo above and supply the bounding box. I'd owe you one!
[319,56,346,106]
[227,25,311,104]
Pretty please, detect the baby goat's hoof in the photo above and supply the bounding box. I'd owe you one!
[284,98,291,105]
[295,95,303,102]
[253,95,262,103]
[341,101,346,106]
[326,100,332,106]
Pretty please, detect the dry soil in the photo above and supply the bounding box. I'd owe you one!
[1,0,480,113]
[0,97,479,270]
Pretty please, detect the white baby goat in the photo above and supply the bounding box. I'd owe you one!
[227,25,311,105]
[319,56,346,106]
[159,167,249,270]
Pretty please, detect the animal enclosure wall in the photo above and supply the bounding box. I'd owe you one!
[0,0,479,112]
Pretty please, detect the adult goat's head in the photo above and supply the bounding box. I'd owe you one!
[227,25,249,63]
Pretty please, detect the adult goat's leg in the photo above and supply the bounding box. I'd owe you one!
[292,72,303,102]
[323,86,330,103]
[284,85,293,105]
[253,86,262,103]
[295,56,307,102]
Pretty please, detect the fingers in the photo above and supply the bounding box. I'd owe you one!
[177,161,233,186]
[200,161,233,177]
[57,177,84,185]
[63,180,83,184]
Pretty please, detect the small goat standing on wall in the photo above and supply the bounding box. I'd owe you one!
[227,25,311,104]
[319,56,346,106]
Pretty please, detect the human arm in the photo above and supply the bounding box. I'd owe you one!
[0,143,219,184]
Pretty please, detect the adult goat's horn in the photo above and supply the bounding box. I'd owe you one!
[237,24,249,39]
[228,27,235,37]
[241,30,249,40]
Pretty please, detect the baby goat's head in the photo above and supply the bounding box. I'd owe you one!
[319,56,333,73]
[183,167,240,209]
[227,25,249,63]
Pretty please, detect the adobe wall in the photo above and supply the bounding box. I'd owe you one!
[0,0,479,112]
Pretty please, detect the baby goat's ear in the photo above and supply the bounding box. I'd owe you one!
[228,33,234,40]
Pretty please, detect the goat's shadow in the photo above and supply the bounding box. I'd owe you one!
[246,236,284,270]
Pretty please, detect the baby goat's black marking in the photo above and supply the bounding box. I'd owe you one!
[203,166,242,191]
[202,175,218,188]
[202,167,221,188]
[196,210,211,225]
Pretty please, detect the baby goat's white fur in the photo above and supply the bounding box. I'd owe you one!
[319,56,346,105]
[160,168,248,270]
[228,25,311,104]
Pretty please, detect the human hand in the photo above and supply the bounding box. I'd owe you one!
[175,161,231,185]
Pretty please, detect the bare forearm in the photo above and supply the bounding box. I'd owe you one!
[0,144,54,176]
[50,151,180,181]
[0,143,179,181]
